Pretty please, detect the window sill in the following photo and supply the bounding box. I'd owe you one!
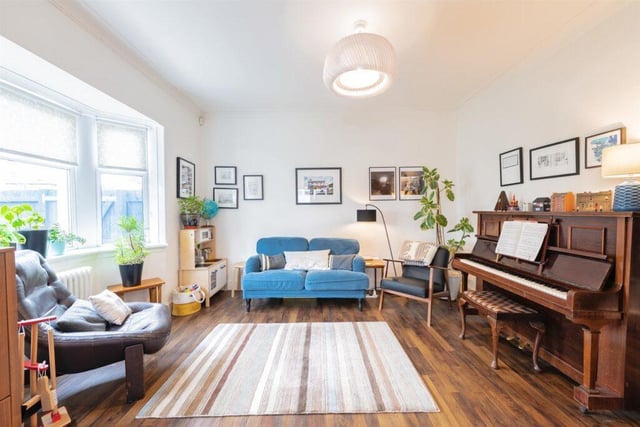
[45,242,168,264]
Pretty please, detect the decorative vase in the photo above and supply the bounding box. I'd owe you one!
[180,213,200,229]
[49,241,66,256]
[17,229,50,257]
[119,263,144,287]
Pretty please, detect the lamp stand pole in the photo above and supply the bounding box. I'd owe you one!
[366,204,397,277]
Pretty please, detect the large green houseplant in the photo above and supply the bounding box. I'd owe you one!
[0,204,48,256]
[115,216,149,286]
[413,167,474,255]
[413,167,474,300]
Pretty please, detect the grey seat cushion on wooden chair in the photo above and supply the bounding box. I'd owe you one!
[380,247,449,296]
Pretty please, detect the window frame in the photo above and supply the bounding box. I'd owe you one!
[0,69,165,253]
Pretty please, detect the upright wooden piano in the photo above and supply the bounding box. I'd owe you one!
[452,211,640,412]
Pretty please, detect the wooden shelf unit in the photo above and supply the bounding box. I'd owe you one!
[178,226,228,307]
[0,247,20,426]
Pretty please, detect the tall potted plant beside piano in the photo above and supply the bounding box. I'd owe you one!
[413,166,474,299]
[115,216,149,287]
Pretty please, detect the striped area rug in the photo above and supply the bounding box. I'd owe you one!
[137,322,439,418]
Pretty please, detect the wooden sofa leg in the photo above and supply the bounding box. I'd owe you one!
[378,290,384,311]
[245,299,251,312]
[125,344,144,403]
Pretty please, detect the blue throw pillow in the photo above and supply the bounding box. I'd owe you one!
[329,254,355,271]
[260,253,286,271]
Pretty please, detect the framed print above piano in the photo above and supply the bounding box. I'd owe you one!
[499,147,523,186]
[529,137,579,180]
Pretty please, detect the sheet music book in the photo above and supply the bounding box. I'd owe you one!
[495,221,549,262]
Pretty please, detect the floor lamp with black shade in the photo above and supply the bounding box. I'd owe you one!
[356,203,397,276]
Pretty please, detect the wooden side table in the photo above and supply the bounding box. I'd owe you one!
[365,259,385,293]
[108,277,165,303]
[231,262,245,298]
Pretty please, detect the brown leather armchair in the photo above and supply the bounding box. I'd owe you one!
[15,250,172,402]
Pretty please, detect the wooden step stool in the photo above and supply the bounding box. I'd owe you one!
[459,290,545,371]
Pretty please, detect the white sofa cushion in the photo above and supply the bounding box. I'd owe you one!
[284,249,330,271]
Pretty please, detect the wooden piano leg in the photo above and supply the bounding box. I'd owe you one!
[573,325,624,411]
[583,327,600,391]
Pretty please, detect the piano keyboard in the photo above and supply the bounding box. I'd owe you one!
[458,258,568,301]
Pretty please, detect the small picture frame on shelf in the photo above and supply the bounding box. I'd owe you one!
[213,187,238,209]
[215,166,237,185]
[243,175,263,200]
[369,167,396,200]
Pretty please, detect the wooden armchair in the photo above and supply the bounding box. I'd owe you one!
[378,246,451,327]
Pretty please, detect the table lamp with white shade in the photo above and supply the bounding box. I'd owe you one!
[601,143,640,211]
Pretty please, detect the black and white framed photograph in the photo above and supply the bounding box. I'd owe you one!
[177,157,195,198]
[398,167,424,200]
[213,187,238,209]
[585,127,626,169]
[369,167,396,200]
[243,175,263,200]
[499,147,523,186]
[295,167,342,205]
[529,137,579,180]
[214,166,237,185]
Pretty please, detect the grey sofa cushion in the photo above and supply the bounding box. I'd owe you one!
[56,299,107,332]
[329,254,355,271]
[260,253,286,271]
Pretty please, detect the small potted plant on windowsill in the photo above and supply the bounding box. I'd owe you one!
[115,216,149,287]
[413,166,474,299]
[0,204,48,256]
[178,195,205,229]
[48,223,86,256]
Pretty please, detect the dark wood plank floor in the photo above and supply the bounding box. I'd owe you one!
[55,292,640,426]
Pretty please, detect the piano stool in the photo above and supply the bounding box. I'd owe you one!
[458,290,545,372]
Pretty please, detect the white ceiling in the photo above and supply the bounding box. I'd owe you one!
[67,0,627,114]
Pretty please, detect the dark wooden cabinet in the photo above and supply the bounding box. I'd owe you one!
[0,247,20,426]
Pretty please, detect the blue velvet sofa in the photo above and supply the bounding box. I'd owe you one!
[242,237,369,311]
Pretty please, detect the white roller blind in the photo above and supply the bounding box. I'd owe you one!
[97,119,148,171]
[0,83,78,164]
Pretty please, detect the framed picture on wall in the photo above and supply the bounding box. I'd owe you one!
[369,167,396,200]
[499,147,523,186]
[177,157,195,198]
[215,166,237,185]
[398,167,424,200]
[213,187,238,208]
[243,175,264,200]
[529,137,579,180]
[295,167,342,205]
[585,127,626,169]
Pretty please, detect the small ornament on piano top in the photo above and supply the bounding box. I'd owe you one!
[494,191,509,211]
[507,194,519,211]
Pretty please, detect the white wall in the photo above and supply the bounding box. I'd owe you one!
[203,111,457,265]
[1,1,201,302]
[456,1,640,231]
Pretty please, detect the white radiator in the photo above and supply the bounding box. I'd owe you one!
[57,266,94,299]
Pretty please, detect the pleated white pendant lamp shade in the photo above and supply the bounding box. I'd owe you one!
[323,21,397,98]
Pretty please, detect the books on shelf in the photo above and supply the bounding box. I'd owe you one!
[495,221,549,262]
